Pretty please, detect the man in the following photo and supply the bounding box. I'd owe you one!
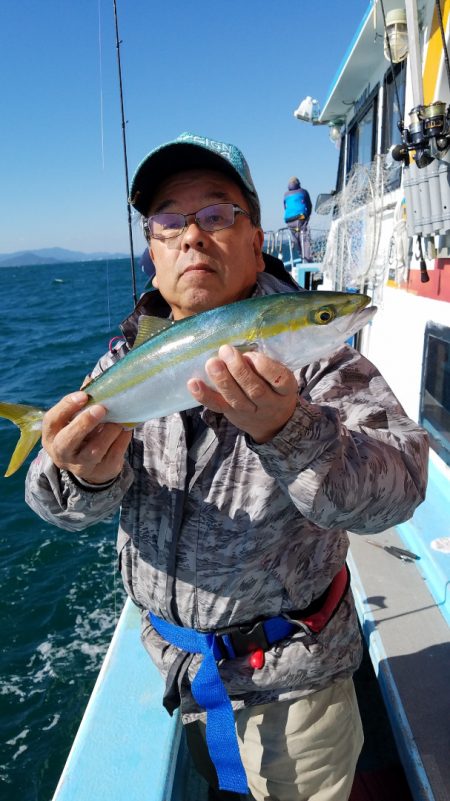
[25,132,428,801]
[283,176,313,261]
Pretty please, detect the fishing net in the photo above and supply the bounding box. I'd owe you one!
[321,156,389,291]
[308,229,329,263]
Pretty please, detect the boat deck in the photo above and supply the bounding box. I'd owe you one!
[51,556,448,801]
[348,526,450,801]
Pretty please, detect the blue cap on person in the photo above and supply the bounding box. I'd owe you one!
[129,132,261,224]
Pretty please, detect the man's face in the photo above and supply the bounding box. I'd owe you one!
[148,169,265,320]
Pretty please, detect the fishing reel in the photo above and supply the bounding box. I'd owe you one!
[391,101,450,169]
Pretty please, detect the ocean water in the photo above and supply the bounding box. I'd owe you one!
[0,260,146,801]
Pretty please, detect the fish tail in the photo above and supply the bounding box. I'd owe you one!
[0,402,46,477]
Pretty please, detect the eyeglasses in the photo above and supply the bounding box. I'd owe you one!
[144,203,251,240]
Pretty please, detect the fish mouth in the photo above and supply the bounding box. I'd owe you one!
[334,305,377,334]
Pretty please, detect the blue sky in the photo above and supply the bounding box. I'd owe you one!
[0,0,369,255]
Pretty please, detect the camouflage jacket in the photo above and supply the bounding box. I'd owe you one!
[25,272,428,719]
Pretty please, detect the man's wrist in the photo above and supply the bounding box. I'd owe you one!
[67,471,120,491]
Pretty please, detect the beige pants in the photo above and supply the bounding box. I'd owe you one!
[236,679,364,801]
[186,678,363,801]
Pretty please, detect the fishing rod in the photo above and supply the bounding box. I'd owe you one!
[390,0,450,171]
[435,0,450,89]
[112,0,138,306]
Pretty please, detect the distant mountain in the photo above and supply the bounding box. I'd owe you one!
[0,247,129,268]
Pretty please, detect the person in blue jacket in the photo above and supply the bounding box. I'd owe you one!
[283,177,312,261]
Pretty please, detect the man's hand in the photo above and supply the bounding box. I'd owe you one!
[187,345,298,443]
[41,392,132,484]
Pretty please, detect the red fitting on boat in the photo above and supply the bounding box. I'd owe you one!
[249,649,265,669]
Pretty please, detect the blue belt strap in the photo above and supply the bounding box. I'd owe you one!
[149,612,249,794]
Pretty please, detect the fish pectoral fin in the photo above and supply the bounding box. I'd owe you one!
[132,315,173,349]
[0,402,46,477]
[210,342,258,360]
[233,341,259,354]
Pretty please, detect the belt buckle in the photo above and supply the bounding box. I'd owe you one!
[222,620,269,657]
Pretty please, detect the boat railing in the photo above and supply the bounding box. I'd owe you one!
[264,226,329,266]
[264,226,329,289]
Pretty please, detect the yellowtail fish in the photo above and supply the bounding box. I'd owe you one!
[0,291,376,476]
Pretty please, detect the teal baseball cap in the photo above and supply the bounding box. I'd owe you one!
[129,132,261,224]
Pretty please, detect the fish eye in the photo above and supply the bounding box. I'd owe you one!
[312,305,336,325]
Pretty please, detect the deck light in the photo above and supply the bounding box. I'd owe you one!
[329,121,343,143]
[384,9,409,64]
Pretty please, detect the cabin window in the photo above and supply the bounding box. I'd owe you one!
[346,87,379,175]
[336,142,345,195]
[420,322,450,467]
[336,85,380,191]
[382,62,407,191]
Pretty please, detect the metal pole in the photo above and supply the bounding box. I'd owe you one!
[113,0,138,306]
[405,0,424,108]
[287,230,294,271]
